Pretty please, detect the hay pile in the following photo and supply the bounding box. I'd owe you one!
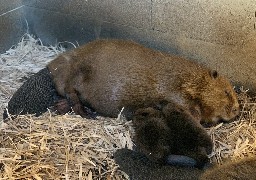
[0,114,132,179]
[0,34,132,179]
[0,34,255,179]
[208,88,256,164]
[0,34,66,113]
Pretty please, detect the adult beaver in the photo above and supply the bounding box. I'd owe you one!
[47,39,239,124]
[5,39,239,123]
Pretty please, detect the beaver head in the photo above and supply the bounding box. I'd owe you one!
[181,70,239,125]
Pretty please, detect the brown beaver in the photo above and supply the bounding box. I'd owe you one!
[114,148,203,180]
[133,103,212,168]
[114,150,256,180]
[200,156,256,180]
[47,39,239,124]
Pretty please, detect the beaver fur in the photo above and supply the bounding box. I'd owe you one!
[47,39,239,124]
[132,103,212,168]
[200,156,256,180]
[115,150,256,180]
[114,148,203,180]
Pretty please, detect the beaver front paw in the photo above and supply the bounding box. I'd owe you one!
[53,98,71,114]
[71,103,97,119]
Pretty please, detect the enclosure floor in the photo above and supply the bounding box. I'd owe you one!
[0,34,255,179]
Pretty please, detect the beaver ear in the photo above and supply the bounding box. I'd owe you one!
[209,70,218,79]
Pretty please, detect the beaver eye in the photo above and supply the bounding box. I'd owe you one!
[141,112,150,117]
[232,107,239,114]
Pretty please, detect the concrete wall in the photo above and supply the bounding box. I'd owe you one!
[0,0,26,53]
[1,0,256,91]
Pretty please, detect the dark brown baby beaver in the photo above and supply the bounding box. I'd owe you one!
[200,156,256,180]
[133,103,212,168]
[114,148,203,180]
[47,39,239,124]
[114,151,256,180]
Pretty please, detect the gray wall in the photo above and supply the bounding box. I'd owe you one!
[1,0,256,91]
[0,0,26,52]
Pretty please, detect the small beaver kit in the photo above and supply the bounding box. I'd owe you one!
[133,103,213,168]
[4,39,240,168]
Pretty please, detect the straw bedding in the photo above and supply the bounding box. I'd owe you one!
[0,34,255,179]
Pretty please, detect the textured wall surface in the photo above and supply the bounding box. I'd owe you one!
[2,0,256,91]
[152,0,256,90]
[0,0,26,53]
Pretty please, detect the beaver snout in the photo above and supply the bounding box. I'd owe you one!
[232,105,240,117]
[209,103,240,125]
[223,104,240,122]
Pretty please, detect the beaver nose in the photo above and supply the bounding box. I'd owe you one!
[232,106,240,116]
